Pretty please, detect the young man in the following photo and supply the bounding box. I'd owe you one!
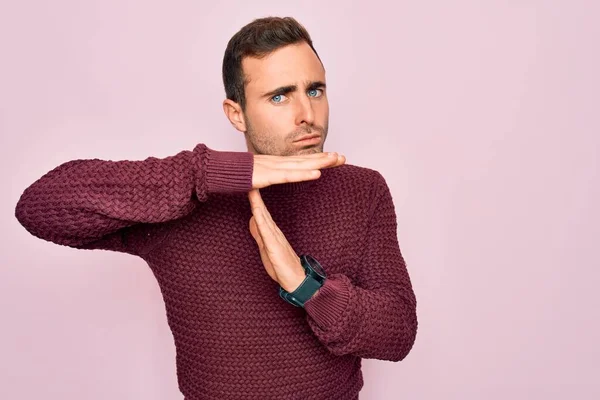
[15,17,417,400]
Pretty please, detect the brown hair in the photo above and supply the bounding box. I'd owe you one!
[222,16,322,110]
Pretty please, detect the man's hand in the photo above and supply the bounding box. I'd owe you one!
[248,189,306,293]
[252,152,345,189]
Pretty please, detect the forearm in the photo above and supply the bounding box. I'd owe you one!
[15,144,253,248]
[304,273,417,361]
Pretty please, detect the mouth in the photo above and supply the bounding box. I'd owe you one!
[294,134,321,145]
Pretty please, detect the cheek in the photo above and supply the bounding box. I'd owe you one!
[246,105,270,131]
[261,105,295,132]
[315,99,329,121]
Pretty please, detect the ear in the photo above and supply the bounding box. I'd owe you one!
[223,99,247,133]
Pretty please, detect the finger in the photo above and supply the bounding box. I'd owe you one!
[264,153,342,169]
[250,193,272,232]
[253,153,330,171]
[250,220,265,252]
[256,205,289,258]
[248,190,270,231]
[248,189,271,225]
[264,168,323,185]
[250,217,276,278]
[249,216,261,243]
[248,188,263,210]
[248,191,282,251]
[257,244,276,280]
[272,152,335,161]
[289,156,343,170]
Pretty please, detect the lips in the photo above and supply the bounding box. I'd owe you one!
[294,134,321,142]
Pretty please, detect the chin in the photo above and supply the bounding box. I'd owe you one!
[292,147,323,156]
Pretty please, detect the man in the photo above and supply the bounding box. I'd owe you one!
[15,16,417,400]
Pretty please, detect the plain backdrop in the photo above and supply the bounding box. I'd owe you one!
[1,1,599,399]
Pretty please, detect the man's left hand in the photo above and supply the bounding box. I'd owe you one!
[248,189,306,293]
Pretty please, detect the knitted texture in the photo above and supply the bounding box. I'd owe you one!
[15,143,418,400]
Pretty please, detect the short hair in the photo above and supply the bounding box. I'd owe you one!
[222,16,321,110]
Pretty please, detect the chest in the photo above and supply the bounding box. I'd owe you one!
[148,192,368,291]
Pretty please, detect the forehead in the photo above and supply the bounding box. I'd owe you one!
[242,42,325,92]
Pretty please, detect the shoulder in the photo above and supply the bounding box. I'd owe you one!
[322,163,396,217]
[318,163,396,225]
[322,163,388,191]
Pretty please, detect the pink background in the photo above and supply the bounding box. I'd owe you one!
[1,1,599,399]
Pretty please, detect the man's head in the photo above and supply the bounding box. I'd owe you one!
[222,17,329,156]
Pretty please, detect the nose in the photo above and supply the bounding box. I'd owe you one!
[294,94,315,126]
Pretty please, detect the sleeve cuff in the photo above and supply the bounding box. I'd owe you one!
[303,275,351,331]
[194,144,254,196]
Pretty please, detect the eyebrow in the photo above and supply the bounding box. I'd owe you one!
[261,81,326,99]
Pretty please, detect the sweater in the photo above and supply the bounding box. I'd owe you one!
[14,143,418,400]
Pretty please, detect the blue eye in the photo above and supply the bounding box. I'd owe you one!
[308,89,322,97]
[271,94,286,103]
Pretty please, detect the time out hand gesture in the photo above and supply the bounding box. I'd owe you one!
[248,189,306,293]
[252,152,345,189]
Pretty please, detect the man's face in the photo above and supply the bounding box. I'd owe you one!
[240,41,329,156]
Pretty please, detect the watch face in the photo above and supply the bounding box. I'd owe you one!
[305,255,326,278]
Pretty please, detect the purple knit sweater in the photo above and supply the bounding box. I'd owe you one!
[15,143,418,400]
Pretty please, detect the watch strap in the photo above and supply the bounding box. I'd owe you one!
[279,273,323,307]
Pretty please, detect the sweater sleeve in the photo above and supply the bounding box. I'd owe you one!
[303,172,418,361]
[14,143,254,256]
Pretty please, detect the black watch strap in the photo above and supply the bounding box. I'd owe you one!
[279,274,322,307]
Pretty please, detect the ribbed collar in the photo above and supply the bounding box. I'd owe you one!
[260,177,318,194]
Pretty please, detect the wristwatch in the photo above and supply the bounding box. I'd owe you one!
[279,255,327,308]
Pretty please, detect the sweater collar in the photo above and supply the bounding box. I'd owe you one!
[260,178,317,194]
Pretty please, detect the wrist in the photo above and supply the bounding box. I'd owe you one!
[279,255,327,308]
[200,145,254,194]
[280,268,307,293]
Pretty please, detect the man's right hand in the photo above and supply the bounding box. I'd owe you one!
[252,152,346,189]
